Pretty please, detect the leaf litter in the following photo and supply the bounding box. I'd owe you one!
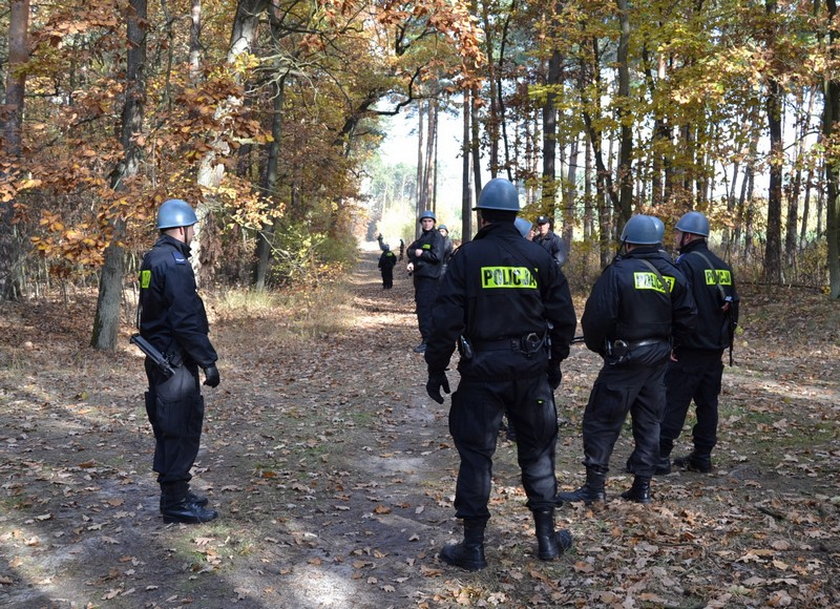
[0,252,837,608]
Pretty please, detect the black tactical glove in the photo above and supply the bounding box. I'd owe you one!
[426,371,451,404]
[203,365,220,388]
[547,362,562,390]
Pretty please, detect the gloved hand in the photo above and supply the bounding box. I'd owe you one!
[547,362,562,390]
[203,365,220,388]
[426,371,451,404]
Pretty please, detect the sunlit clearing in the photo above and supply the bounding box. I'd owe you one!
[287,565,366,608]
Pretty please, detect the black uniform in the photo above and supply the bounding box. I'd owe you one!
[378,249,397,289]
[579,247,696,478]
[407,228,446,343]
[660,239,739,460]
[534,230,568,267]
[139,235,218,506]
[425,221,576,520]
[440,234,455,276]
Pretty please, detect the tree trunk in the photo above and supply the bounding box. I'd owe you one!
[584,135,593,242]
[764,76,783,283]
[91,0,147,350]
[461,91,472,243]
[481,1,499,177]
[824,0,840,298]
[542,49,562,219]
[615,0,633,224]
[254,74,286,290]
[800,162,814,247]
[415,100,425,239]
[563,134,578,245]
[0,0,30,301]
[471,87,483,199]
[189,0,202,81]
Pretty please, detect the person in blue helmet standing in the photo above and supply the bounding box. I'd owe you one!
[437,224,455,276]
[558,215,696,506]
[406,209,445,353]
[658,211,739,475]
[424,178,577,570]
[138,199,220,524]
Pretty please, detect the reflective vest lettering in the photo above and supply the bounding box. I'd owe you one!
[705,269,732,286]
[633,272,675,293]
[481,266,537,289]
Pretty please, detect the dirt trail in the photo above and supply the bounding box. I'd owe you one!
[0,250,838,609]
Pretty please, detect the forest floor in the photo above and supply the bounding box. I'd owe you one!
[0,250,838,609]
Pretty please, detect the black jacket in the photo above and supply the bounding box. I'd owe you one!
[138,235,218,368]
[675,239,739,352]
[534,230,568,267]
[378,250,397,270]
[582,246,696,358]
[407,228,445,279]
[425,222,577,380]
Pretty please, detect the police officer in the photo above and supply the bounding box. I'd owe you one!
[406,210,445,353]
[139,199,220,524]
[534,215,568,267]
[378,243,397,289]
[425,178,577,570]
[658,211,739,474]
[437,224,455,276]
[558,215,696,505]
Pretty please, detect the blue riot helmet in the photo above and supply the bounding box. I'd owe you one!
[438,224,448,233]
[620,214,662,245]
[157,199,198,230]
[474,178,520,211]
[419,210,436,222]
[651,216,665,243]
[675,211,710,237]
[514,217,533,238]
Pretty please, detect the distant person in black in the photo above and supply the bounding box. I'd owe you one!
[406,210,445,353]
[534,215,568,267]
[138,198,220,524]
[378,243,397,289]
[425,178,577,571]
[438,224,455,276]
[398,238,405,261]
[558,215,696,505]
[658,211,739,474]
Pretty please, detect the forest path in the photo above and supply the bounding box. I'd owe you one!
[0,250,838,609]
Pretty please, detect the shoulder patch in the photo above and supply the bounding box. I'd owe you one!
[172,251,188,265]
[140,269,151,289]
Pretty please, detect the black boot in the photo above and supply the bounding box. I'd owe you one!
[673,451,712,473]
[160,482,218,524]
[439,518,488,571]
[556,467,607,504]
[161,498,219,524]
[413,341,427,353]
[159,491,208,511]
[533,509,573,561]
[620,476,652,504]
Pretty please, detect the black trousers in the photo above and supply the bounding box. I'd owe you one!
[144,358,204,496]
[581,360,667,478]
[413,275,439,341]
[660,349,724,456]
[449,375,558,520]
[381,269,393,288]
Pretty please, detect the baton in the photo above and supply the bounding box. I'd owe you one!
[130,333,175,378]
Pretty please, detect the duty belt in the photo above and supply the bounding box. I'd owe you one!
[471,332,546,355]
[621,338,665,349]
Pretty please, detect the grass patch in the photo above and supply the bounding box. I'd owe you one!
[214,282,354,346]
